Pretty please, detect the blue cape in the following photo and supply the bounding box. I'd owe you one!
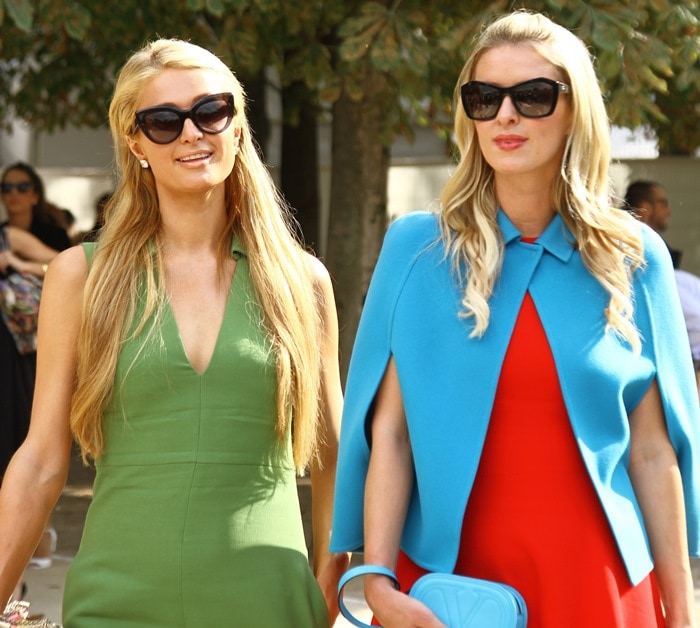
[330,210,700,585]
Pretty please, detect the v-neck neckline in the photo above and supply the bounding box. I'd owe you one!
[168,261,238,377]
[166,238,246,377]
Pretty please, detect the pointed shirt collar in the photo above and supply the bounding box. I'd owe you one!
[497,209,575,263]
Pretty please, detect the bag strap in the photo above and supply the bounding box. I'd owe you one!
[337,564,400,628]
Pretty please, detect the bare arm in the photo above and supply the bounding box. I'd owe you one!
[1,227,58,277]
[307,256,350,624]
[6,227,58,264]
[363,357,445,628]
[628,378,697,628]
[0,245,87,607]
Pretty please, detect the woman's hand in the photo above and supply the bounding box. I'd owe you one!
[365,574,446,628]
[0,250,44,276]
[315,551,350,625]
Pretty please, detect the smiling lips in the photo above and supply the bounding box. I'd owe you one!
[494,135,527,150]
[177,151,211,163]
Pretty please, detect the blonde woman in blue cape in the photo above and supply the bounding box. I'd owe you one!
[331,11,699,628]
[0,39,348,626]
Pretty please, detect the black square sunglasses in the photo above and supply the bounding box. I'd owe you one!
[135,92,235,145]
[460,77,570,121]
[0,182,34,194]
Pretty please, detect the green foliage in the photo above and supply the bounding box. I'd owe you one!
[3,0,32,33]
[0,0,698,152]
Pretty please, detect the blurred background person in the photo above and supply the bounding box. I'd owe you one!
[46,203,79,244]
[624,179,681,268]
[675,269,700,387]
[0,225,58,474]
[78,192,112,243]
[2,163,72,252]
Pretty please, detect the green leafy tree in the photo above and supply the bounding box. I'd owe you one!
[1,0,698,375]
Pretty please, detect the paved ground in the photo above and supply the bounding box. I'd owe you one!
[16,449,700,626]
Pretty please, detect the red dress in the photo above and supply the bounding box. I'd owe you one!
[390,290,665,627]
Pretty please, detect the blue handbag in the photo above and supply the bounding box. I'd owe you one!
[338,564,527,628]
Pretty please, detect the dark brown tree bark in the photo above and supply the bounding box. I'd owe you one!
[326,68,390,381]
[242,73,270,156]
[281,83,320,252]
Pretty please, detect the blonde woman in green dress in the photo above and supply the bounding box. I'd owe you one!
[0,39,349,627]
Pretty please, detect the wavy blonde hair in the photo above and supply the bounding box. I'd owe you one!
[440,11,644,351]
[71,39,323,471]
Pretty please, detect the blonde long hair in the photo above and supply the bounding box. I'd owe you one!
[71,39,323,471]
[440,11,644,351]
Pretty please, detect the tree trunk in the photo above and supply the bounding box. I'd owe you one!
[281,84,320,252]
[242,73,269,154]
[326,69,390,381]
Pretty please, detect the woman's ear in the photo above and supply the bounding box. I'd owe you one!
[126,135,147,162]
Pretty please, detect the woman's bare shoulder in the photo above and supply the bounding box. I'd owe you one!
[46,244,89,288]
[303,251,332,287]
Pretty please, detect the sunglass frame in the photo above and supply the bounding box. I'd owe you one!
[134,92,235,145]
[460,78,570,121]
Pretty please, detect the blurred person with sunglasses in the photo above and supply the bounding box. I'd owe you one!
[1,163,71,253]
[331,11,699,628]
[0,39,348,626]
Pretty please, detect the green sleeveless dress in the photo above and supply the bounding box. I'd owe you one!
[62,241,328,627]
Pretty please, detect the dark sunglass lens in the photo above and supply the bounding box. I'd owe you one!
[141,110,183,144]
[135,94,234,143]
[194,98,233,133]
[1,182,32,193]
[463,84,501,120]
[513,81,556,117]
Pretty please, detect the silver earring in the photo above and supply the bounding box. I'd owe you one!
[139,159,149,169]
[233,144,240,156]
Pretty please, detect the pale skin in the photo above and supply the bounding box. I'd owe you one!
[363,44,696,627]
[0,68,349,622]
[364,357,445,628]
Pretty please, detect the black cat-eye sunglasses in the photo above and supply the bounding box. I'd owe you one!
[134,92,235,144]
